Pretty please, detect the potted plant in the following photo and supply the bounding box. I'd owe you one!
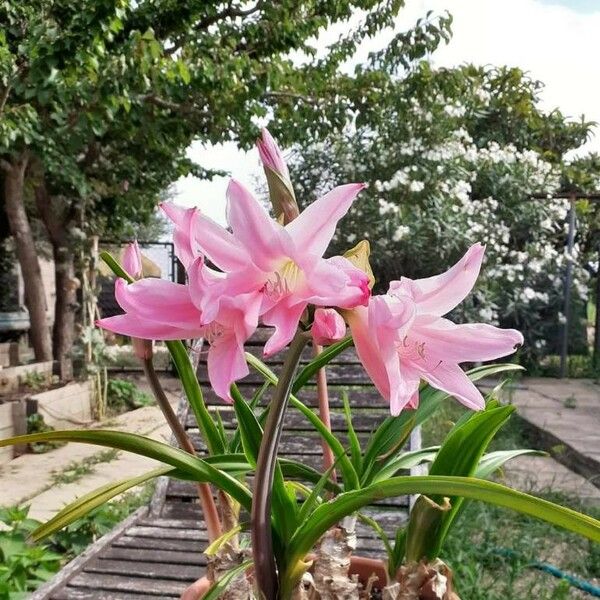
[1,130,598,599]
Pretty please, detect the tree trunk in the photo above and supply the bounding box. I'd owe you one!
[52,242,76,377]
[594,244,600,371]
[34,182,78,375]
[2,155,52,361]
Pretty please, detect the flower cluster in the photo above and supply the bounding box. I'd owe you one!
[98,130,522,415]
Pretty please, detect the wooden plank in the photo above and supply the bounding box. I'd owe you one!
[196,363,373,386]
[31,507,149,600]
[102,546,206,566]
[52,589,179,600]
[85,558,202,581]
[64,572,191,595]
[193,386,388,410]
[113,535,204,554]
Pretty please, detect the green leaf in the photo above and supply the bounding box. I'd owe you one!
[420,405,515,557]
[177,60,191,84]
[100,251,133,282]
[283,475,600,592]
[165,340,225,455]
[361,364,523,485]
[371,447,439,482]
[204,523,248,557]
[232,387,262,468]
[0,430,251,510]
[201,561,252,600]
[476,449,547,479]
[31,467,173,541]
[297,459,340,524]
[292,337,353,393]
[231,385,297,539]
[342,391,362,472]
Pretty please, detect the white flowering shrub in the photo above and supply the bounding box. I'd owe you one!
[292,65,596,366]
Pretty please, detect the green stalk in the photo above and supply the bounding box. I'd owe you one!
[251,332,308,600]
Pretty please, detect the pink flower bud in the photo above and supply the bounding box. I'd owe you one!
[122,241,143,280]
[312,308,346,346]
[256,128,290,181]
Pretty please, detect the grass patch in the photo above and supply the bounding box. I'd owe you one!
[0,483,153,597]
[51,449,119,485]
[422,399,600,598]
[444,493,600,599]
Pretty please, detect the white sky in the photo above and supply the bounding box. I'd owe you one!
[174,0,600,224]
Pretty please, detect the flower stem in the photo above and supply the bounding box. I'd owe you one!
[313,343,336,482]
[252,332,308,600]
[142,357,222,542]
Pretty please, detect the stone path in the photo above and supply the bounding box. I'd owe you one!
[0,376,180,521]
[489,377,600,504]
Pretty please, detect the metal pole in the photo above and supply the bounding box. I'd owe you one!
[559,195,576,378]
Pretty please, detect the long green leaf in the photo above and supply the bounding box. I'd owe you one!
[231,386,297,539]
[100,251,133,282]
[283,475,600,591]
[476,449,547,479]
[201,560,252,600]
[0,430,251,509]
[342,391,362,473]
[245,353,360,490]
[291,336,353,393]
[423,405,515,557]
[361,364,523,485]
[371,447,439,483]
[32,466,173,541]
[166,339,225,455]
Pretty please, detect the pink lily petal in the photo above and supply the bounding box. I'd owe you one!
[304,257,370,308]
[389,243,485,316]
[422,361,485,410]
[226,179,290,272]
[97,314,204,340]
[285,183,366,258]
[114,278,202,329]
[347,305,392,402]
[391,362,422,416]
[257,128,290,180]
[414,316,524,363]
[312,308,346,345]
[189,209,252,272]
[207,332,249,402]
[262,299,307,357]
[160,203,198,269]
[122,241,142,279]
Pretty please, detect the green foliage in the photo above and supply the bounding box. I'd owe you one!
[0,490,151,598]
[26,413,65,454]
[106,378,153,413]
[291,63,598,367]
[0,505,62,597]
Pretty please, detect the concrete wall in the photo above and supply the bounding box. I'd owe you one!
[29,380,93,430]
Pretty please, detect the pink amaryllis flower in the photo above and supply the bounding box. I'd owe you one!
[347,243,524,415]
[163,179,370,357]
[97,258,262,401]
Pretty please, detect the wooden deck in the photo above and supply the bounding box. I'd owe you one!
[33,332,410,599]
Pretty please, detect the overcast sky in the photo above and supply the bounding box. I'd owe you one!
[174,0,600,224]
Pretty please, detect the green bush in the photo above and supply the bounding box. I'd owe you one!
[0,488,152,598]
[106,379,153,413]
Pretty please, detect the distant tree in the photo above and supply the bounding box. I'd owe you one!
[291,64,597,365]
[1,0,450,363]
